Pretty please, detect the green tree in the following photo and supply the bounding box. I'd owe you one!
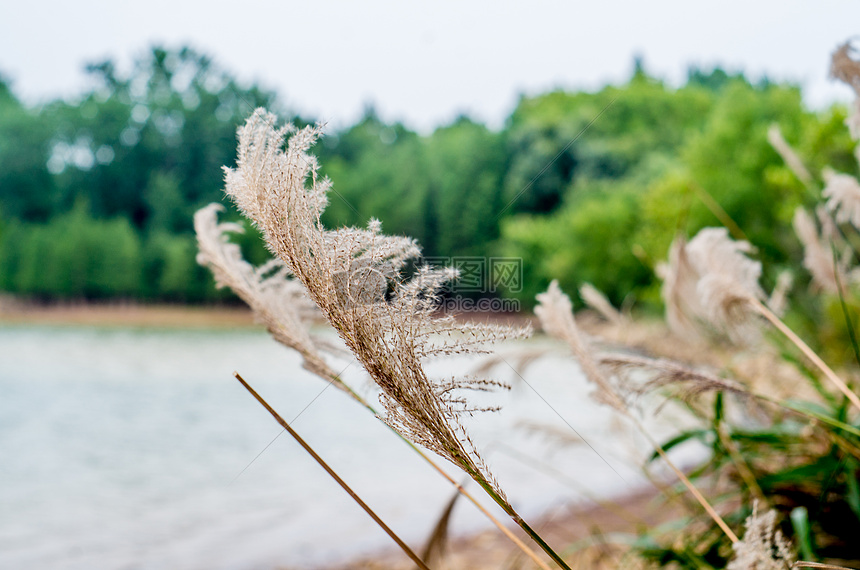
[0,76,56,221]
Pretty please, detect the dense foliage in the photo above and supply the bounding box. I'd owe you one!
[0,46,853,305]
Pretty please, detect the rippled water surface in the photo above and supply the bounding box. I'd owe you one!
[0,324,679,569]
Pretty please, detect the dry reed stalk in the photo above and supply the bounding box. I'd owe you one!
[822,168,860,230]
[579,283,626,326]
[792,207,849,295]
[222,109,570,569]
[658,225,860,414]
[642,428,739,543]
[831,41,860,140]
[233,372,431,570]
[689,182,750,243]
[535,280,740,544]
[794,563,858,569]
[750,298,860,413]
[195,204,551,569]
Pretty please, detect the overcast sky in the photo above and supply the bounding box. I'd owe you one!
[2,0,859,132]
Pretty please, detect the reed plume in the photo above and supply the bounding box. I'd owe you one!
[831,41,860,140]
[536,280,626,413]
[220,109,572,568]
[535,279,740,543]
[659,226,860,412]
[822,168,860,230]
[223,108,526,492]
[579,282,627,325]
[726,503,795,570]
[659,228,765,343]
[792,207,852,295]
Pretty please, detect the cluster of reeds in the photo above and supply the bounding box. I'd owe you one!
[194,40,860,570]
[524,41,860,569]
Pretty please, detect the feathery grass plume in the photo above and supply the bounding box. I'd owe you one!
[223,108,528,489]
[536,280,626,413]
[831,41,860,140]
[659,228,765,342]
[658,236,707,339]
[580,282,627,325]
[726,503,795,570]
[194,203,339,382]
[596,353,748,405]
[822,168,860,229]
[536,279,740,543]
[792,207,852,295]
[685,227,766,340]
[662,226,860,411]
[218,109,579,566]
[767,124,814,187]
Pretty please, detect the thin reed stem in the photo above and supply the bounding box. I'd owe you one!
[457,460,574,570]
[233,372,431,570]
[752,298,860,414]
[690,182,749,243]
[793,563,859,569]
[635,417,739,543]
[334,375,552,570]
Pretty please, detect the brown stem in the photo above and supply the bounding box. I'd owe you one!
[234,372,430,570]
[752,299,860,414]
[457,460,574,570]
[635,418,739,543]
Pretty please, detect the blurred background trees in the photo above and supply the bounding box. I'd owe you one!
[0,46,853,306]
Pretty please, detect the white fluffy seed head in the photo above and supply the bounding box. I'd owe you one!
[222,108,529,496]
[536,280,627,413]
[823,168,860,229]
[792,206,853,295]
[727,503,795,570]
[659,228,765,343]
[831,42,860,140]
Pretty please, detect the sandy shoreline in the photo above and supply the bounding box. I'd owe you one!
[0,298,258,328]
[315,488,669,570]
[0,298,533,330]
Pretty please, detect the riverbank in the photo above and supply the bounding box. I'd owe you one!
[318,488,669,570]
[0,297,533,330]
[0,297,257,328]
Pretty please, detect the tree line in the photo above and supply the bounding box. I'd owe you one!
[0,46,854,307]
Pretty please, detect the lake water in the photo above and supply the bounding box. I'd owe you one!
[0,324,689,569]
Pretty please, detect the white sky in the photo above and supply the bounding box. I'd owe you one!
[2,0,859,132]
